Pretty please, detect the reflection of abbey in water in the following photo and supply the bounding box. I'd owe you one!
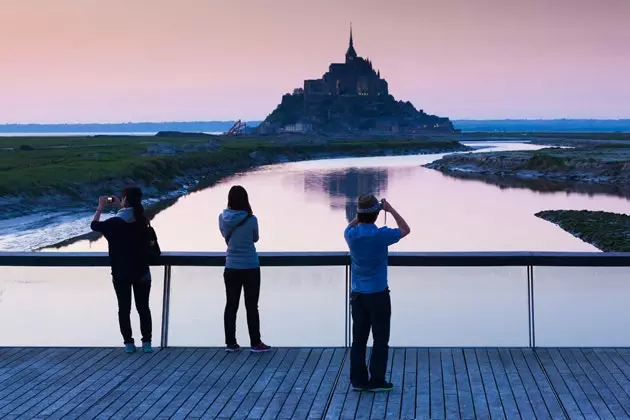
[303,168,389,222]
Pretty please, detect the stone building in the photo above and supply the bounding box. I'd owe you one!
[257,26,455,135]
[304,27,388,99]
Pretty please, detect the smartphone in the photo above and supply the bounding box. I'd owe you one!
[107,197,113,203]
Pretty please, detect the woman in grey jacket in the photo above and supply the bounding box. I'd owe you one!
[219,185,271,353]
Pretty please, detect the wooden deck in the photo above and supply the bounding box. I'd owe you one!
[1,348,630,419]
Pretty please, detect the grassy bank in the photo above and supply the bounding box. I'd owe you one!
[535,210,630,252]
[0,134,466,217]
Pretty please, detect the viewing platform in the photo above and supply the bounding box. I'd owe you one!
[2,251,630,418]
[4,346,630,419]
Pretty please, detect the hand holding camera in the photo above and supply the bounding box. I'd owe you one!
[97,195,120,210]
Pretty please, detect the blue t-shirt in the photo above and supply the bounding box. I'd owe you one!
[344,223,402,294]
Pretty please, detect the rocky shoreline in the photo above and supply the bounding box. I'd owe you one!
[424,146,630,198]
[535,210,630,252]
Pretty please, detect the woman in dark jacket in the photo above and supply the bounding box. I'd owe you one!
[91,186,153,353]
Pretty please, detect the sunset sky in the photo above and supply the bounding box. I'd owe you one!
[1,0,629,123]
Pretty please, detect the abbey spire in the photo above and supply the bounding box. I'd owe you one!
[345,23,357,62]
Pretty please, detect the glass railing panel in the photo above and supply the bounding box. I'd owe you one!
[0,266,164,346]
[385,266,529,347]
[534,266,630,347]
[168,266,347,347]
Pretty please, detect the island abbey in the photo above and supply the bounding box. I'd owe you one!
[257,27,455,135]
[303,27,389,98]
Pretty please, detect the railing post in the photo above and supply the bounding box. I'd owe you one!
[527,265,536,348]
[345,261,352,348]
[161,265,172,348]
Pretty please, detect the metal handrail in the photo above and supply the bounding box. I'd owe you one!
[2,251,630,267]
[2,251,630,348]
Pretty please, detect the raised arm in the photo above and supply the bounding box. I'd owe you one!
[381,199,411,238]
[91,196,109,231]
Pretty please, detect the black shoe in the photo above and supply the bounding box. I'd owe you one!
[226,343,241,353]
[368,382,394,392]
[351,383,369,391]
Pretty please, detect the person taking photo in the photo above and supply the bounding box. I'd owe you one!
[344,194,411,392]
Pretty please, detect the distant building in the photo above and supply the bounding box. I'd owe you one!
[256,25,455,135]
[304,26,388,100]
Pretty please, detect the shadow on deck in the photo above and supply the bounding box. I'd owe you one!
[1,347,630,419]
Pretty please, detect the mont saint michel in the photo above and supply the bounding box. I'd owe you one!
[256,28,456,135]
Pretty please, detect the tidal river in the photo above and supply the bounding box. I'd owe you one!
[2,141,630,348]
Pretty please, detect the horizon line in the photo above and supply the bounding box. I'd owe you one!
[2,118,630,126]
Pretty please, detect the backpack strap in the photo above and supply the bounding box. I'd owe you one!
[225,215,252,244]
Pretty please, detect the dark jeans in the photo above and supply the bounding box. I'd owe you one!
[350,288,391,386]
[113,274,152,344]
[224,268,262,347]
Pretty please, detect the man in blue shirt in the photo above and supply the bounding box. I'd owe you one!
[344,194,411,392]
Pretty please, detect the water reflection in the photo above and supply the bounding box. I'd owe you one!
[302,168,389,221]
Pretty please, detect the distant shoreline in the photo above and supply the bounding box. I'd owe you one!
[1,119,629,134]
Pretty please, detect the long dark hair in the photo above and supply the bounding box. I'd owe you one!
[227,185,253,215]
[122,186,148,226]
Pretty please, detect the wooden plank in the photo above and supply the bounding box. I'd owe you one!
[185,349,254,418]
[451,348,475,420]
[557,349,615,419]
[441,348,460,420]
[485,348,521,420]
[474,349,506,420]
[291,348,335,419]
[233,348,290,419]
[416,348,430,420]
[400,348,417,420]
[368,348,395,419]
[0,348,61,388]
[141,349,226,419]
[496,348,535,419]
[168,349,247,418]
[128,348,209,419]
[574,349,630,419]
[212,350,276,419]
[546,348,598,418]
[353,347,374,420]
[428,348,444,419]
[323,349,350,420]
[1,348,113,417]
[508,349,554,420]
[261,348,312,420]
[307,348,346,419]
[384,348,405,419]
[246,348,300,419]
[77,348,180,419]
[8,346,630,419]
[0,347,95,414]
[534,348,584,420]
[0,347,38,370]
[98,348,195,419]
[0,348,76,406]
[277,348,324,419]
[589,349,630,402]
[14,348,118,419]
[462,349,490,420]
[42,348,158,419]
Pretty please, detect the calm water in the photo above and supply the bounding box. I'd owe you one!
[52,141,630,253]
[2,141,630,347]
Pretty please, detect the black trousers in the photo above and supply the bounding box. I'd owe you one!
[113,275,152,344]
[224,268,262,347]
[350,289,391,386]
